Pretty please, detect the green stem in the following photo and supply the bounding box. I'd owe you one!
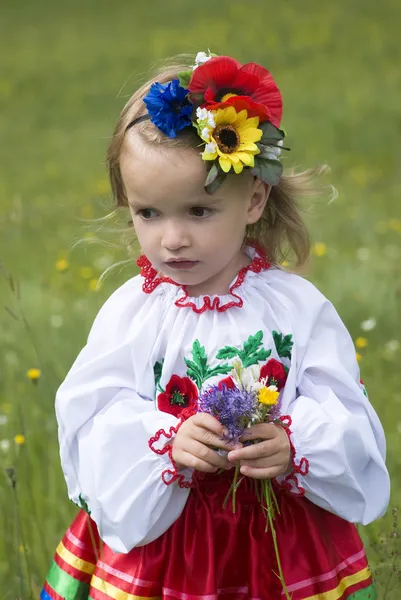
[264,480,291,600]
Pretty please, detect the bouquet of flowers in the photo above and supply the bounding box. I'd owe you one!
[198,358,291,598]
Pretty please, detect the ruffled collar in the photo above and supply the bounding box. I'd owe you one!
[136,243,271,314]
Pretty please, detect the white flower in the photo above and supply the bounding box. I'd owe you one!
[193,51,213,70]
[360,318,377,332]
[196,107,209,120]
[50,315,64,328]
[0,440,10,452]
[201,127,211,142]
[267,384,278,392]
[385,340,399,353]
[356,247,370,261]
[204,142,217,154]
[0,415,8,426]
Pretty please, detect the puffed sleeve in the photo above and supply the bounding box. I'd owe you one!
[280,276,390,524]
[56,277,191,553]
[269,271,390,525]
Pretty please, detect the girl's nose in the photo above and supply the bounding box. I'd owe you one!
[161,221,190,250]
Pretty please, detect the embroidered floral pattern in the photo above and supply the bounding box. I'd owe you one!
[157,374,199,418]
[149,328,307,495]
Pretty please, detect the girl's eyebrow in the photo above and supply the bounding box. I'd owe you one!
[129,197,222,209]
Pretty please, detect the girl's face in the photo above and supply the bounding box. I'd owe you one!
[120,131,269,296]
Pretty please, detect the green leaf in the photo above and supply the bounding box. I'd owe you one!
[242,348,271,368]
[206,364,232,379]
[216,346,240,360]
[205,163,227,195]
[78,494,91,515]
[259,121,285,146]
[242,330,263,357]
[184,358,202,389]
[251,157,283,186]
[192,340,208,371]
[272,331,294,359]
[177,70,192,89]
[153,360,164,388]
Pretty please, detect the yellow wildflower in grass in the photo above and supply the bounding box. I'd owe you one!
[89,278,100,292]
[356,352,362,363]
[80,266,94,279]
[258,387,279,406]
[55,258,69,272]
[19,544,25,553]
[281,260,290,268]
[355,337,368,349]
[199,106,262,174]
[14,434,25,445]
[388,218,401,233]
[27,368,41,382]
[0,402,12,414]
[311,242,327,257]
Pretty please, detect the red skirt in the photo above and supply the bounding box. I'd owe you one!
[41,473,376,600]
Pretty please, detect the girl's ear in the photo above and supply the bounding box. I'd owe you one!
[246,178,271,225]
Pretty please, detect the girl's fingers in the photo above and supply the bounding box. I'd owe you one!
[185,439,232,470]
[239,465,282,479]
[239,423,278,442]
[192,413,226,436]
[239,453,281,469]
[178,451,219,473]
[227,439,277,462]
[193,425,240,452]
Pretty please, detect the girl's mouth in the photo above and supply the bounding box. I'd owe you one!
[164,261,199,270]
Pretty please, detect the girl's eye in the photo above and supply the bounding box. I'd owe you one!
[190,207,212,218]
[138,208,158,219]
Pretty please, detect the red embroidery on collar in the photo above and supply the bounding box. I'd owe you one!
[137,242,271,313]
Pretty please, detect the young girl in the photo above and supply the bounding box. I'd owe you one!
[41,52,390,600]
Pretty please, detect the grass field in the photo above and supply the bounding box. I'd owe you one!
[0,0,400,597]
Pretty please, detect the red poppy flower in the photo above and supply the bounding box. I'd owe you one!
[217,376,235,390]
[188,56,283,127]
[157,374,198,418]
[259,358,287,390]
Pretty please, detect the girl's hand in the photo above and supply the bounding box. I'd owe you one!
[227,423,291,480]
[172,413,240,473]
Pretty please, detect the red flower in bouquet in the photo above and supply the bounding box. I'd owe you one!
[259,358,287,390]
[188,56,283,127]
[218,376,235,390]
[157,375,198,418]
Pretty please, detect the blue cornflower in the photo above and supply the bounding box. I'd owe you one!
[199,384,257,443]
[143,79,193,138]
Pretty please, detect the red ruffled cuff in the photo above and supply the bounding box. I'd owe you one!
[148,417,194,489]
[277,415,309,495]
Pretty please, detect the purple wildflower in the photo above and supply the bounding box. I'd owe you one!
[198,384,257,443]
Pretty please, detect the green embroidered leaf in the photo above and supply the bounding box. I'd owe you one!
[242,348,271,368]
[153,360,164,388]
[216,346,240,360]
[184,358,203,390]
[206,363,232,379]
[177,70,192,89]
[78,494,91,515]
[272,331,294,359]
[242,331,263,357]
[192,340,208,371]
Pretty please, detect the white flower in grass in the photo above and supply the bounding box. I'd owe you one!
[360,318,377,332]
[385,340,399,353]
[0,440,10,452]
[356,247,370,261]
[0,415,8,426]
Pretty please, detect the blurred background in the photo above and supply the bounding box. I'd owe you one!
[0,0,400,597]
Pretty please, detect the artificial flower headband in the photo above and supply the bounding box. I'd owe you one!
[126,51,289,194]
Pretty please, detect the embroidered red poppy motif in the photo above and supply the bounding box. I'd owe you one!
[157,374,199,418]
[259,358,287,390]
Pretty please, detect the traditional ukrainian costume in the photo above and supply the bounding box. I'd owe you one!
[41,245,389,600]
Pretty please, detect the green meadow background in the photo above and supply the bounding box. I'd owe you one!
[0,0,400,597]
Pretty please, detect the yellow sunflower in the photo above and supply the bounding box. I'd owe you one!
[201,106,262,174]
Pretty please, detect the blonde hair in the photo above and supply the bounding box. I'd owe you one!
[106,56,329,267]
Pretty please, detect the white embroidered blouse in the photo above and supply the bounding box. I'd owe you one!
[56,246,390,554]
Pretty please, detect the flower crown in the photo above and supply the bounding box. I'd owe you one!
[127,51,289,194]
